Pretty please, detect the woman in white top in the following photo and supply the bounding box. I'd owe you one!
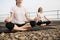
[35,7,51,26]
[5,0,31,31]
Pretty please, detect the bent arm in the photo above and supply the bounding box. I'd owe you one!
[34,14,40,22]
[44,16,50,21]
[25,13,30,21]
[5,12,14,23]
[34,17,40,22]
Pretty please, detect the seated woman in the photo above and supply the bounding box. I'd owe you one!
[34,7,52,26]
[5,0,31,31]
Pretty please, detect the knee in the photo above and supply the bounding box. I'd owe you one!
[37,20,42,25]
[48,21,51,23]
[5,22,14,31]
[30,21,36,27]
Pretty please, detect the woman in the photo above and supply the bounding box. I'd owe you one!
[35,7,52,26]
[5,0,31,31]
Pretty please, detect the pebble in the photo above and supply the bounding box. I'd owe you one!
[0,25,60,40]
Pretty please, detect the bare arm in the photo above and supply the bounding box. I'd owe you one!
[25,13,30,21]
[44,16,51,21]
[34,14,40,22]
[5,12,14,23]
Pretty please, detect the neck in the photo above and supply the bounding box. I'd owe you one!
[39,11,42,14]
[16,3,21,7]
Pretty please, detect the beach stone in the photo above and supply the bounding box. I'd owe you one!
[48,37,53,40]
[0,21,60,40]
[43,37,48,40]
[0,32,5,37]
[18,37,26,40]
[0,35,3,40]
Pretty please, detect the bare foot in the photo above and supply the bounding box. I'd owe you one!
[41,24,46,26]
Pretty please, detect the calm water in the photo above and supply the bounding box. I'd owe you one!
[0,12,60,22]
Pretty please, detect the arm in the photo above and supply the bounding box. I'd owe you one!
[34,17,40,22]
[5,12,14,23]
[25,13,30,22]
[34,14,40,22]
[44,16,51,21]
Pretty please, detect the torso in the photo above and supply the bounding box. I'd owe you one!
[11,5,27,24]
[37,13,47,21]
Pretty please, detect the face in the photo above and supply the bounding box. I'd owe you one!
[16,0,23,4]
[38,7,43,13]
[40,7,43,12]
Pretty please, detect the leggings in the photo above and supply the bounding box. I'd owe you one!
[37,20,51,26]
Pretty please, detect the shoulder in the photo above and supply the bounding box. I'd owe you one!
[11,5,16,9]
[37,12,40,15]
[10,5,16,13]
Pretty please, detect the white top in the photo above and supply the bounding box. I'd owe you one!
[10,5,27,24]
[37,12,47,21]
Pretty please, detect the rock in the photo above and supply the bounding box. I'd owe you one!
[52,35,57,39]
[43,37,48,40]
[18,37,26,40]
[0,32,5,37]
[0,23,60,40]
[48,37,53,40]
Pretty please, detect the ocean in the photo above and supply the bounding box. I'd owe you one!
[0,10,60,22]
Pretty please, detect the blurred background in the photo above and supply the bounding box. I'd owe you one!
[0,0,60,22]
